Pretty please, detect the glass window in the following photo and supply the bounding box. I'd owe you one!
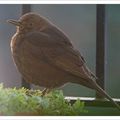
[0,5,21,87]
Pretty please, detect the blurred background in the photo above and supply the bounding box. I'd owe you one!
[0,4,120,98]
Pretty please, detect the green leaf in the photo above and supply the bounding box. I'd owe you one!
[0,83,86,115]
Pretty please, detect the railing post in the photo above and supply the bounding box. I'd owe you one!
[96,4,106,98]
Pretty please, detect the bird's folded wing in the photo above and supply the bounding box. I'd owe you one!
[42,47,92,80]
[25,31,90,80]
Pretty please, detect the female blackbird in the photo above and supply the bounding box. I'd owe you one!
[8,13,120,110]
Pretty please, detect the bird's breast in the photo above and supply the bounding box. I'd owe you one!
[11,34,66,88]
[11,33,24,53]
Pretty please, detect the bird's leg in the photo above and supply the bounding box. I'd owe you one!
[41,88,53,97]
[41,88,48,96]
[46,89,52,94]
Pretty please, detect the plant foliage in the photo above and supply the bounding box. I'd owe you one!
[0,84,86,115]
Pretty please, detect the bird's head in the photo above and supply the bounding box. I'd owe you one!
[7,12,50,33]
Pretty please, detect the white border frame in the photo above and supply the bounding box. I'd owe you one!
[0,1,120,4]
[0,116,120,120]
[1,116,120,120]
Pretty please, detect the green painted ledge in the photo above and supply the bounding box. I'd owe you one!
[65,97,120,116]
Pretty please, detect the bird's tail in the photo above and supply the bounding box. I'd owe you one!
[92,81,120,111]
[73,76,120,111]
[90,71,120,111]
[70,64,120,111]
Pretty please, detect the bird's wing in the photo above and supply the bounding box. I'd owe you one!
[24,31,92,80]
[42,46,91,79]
[42,26,73,47]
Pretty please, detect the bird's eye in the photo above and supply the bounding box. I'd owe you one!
[29,23,33,27]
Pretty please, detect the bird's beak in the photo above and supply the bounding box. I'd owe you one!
[7,19,21,26]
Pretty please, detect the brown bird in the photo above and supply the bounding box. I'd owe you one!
[8,12,120,110]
